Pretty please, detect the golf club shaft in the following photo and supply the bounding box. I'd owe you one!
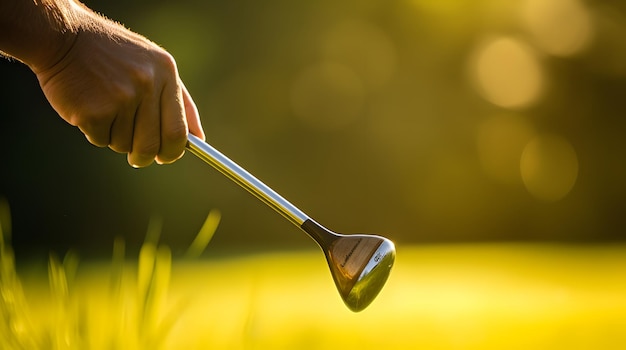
[186,134,309,227]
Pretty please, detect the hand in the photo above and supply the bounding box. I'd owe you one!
[34,11,205,167]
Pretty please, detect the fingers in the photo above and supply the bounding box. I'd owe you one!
[74,80,202,168]
[74,114,112,148]
[127,91,160,168]
[155,81,188,165]
[108,107,136,154]
[82,130,109,148]
[126,80,191,167]
[66,65,202,167]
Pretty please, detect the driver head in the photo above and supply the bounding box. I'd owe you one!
[326,235,395,312]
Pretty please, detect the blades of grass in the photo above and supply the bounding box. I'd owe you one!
[0,200,43,350]
[137,240,157,330]
[153,296,191,349]
[62,250,79,289]
[0,197,11,245]
[62,250,88,348]
[138,215,162,318]
[48,253,69,301]
[0,231,15,285]
[138,243,177,349]
[109,236,126,298]
[144,215,163,247]
[153,245,172,317]
[186,209,221,259]
[137,214,171,347]
[48,251,85,349]
[48,253,71,349]
[106,236,127,350]
[0,228,39,349]
[144,245,173,349]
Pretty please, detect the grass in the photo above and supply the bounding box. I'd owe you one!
[2,196,626,349]
[0,197,221,350]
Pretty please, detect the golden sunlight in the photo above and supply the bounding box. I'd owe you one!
[469,36,544,109]
[521,0,593,57]
[8,244,625,349]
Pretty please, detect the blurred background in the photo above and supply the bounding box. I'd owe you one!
[2,1,626,349]
[1,0,626,256]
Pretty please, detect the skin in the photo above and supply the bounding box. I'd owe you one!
[0,0,205,167]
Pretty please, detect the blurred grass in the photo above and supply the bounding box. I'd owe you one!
[4,241,625,349]
[0,205,216,350]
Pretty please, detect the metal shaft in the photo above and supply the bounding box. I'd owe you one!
[186,134,309,227]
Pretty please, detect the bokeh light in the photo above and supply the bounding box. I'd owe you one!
[520,134,579,201]
[521,0,593,57]
[469,36,544,109]
[2,0,624,250]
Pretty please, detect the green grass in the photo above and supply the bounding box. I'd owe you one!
[0,198,221,350]
[2,197,626,349]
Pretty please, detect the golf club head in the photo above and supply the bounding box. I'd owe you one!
[326,234,395,312]
[301,219,395,312]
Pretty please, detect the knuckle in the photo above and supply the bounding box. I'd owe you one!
[69,107,111,127]
[112,84,138,104]
[158,123,187,162]
[132,50,177,88]
[71,110,114,147]
[133,140,160,158]
[158,51,178,72]
[162,123,187,144]
[131,65,156,90]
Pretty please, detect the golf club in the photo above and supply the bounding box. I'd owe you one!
[186,134,395,312]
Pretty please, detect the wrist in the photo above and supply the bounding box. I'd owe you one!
[28,0,83,73]
[0,0,81,72]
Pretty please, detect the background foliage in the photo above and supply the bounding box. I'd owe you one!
[1,0,625,256]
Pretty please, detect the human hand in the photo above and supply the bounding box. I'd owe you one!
[34,8,205,167]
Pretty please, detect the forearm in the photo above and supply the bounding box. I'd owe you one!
[0,0,79,71]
